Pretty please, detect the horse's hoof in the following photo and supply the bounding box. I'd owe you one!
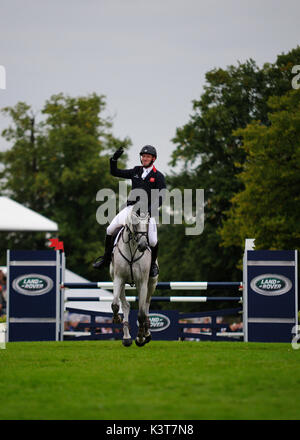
[122,338,132,347]
[135,338,146,347]
[144,333,152,344]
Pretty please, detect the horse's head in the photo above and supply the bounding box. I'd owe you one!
[127,208,150,252]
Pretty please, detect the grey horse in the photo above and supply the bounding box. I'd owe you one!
[109,206,158,347]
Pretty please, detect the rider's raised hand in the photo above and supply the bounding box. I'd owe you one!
[112,147,124,161]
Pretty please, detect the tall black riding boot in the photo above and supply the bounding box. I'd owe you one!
[149,243,159,277]
[93,234,114,270]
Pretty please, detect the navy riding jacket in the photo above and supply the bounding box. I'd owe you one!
[110,158,166,216]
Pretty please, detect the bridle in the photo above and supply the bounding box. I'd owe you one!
[123,222,148,244]
[116,212,150,286]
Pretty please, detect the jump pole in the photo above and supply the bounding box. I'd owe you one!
[64,296,242,302]
[62,281,243,290]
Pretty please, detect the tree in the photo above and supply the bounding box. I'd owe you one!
[0,93,131,280]
[160,46,300,287]
[220,88,300,255]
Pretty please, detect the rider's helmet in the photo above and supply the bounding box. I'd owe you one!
[139,145,157,166]
[140,145,157,158]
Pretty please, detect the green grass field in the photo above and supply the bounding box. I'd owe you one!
[1,340,300,420]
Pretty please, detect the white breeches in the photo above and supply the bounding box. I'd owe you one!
[106,205,157,247]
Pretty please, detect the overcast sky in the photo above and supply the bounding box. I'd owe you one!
[0,0,299,174]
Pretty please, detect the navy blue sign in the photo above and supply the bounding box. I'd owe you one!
[7,250,62,342]
[129,310,179,340]
[244,250,298,343]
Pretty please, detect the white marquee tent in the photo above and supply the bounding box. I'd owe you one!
[0,196,58,231]
[0,196,114,314]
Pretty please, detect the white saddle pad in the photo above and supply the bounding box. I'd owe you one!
[113,227,124,246]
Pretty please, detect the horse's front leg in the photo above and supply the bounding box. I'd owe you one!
[120,285,132,347]
[111,276,123,324]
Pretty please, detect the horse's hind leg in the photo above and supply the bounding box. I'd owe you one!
[143,304,151,344]
[120,285,132,347]
[143,315,151,345]
[143,276,158,344]
[135,281,148,347]
[112,303,122,324]
[136,318,146,347]
[111,277,123,324]
[143,291,151,343]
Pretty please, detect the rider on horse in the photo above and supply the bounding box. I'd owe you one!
[93,145,166,277]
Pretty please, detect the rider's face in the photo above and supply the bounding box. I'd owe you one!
[141,153,155,167]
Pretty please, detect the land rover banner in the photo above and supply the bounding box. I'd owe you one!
[244,249,297,343]
[7,250,62,342]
